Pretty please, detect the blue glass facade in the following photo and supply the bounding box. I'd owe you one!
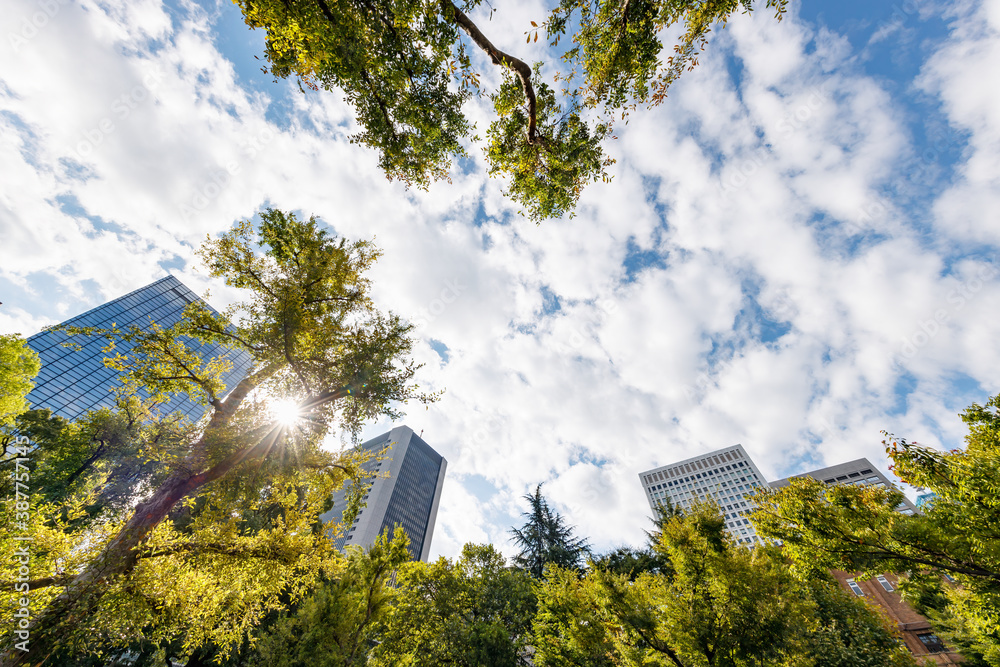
[25,275,253,423]
[322,426,447,561]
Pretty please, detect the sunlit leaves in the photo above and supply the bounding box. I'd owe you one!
[488,73,612,222]
[751,393,1000,665]
[250,528,411,667]
[0,334,40,430]
[232,0,784,220]
[370,543,537,666]
[7,210,435,664]
[236,0,471,189]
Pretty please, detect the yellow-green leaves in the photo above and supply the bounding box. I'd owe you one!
[751,394,1000,665]
[235,0,470,189]
[232,0,787,221]
[488,73,612,222]
[0,333,40,428]
[10,210,435,663]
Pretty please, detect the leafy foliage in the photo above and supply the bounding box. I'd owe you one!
[370,543,537,666]
[488,70,612,221]
[510,484,590,578]
[537,503,916,667]
[751,393,1000,665]
[0,333,40,432]
[232,0,787,220]
[237,0,471,189]
[548,0,788,109]
[250,528,411,667]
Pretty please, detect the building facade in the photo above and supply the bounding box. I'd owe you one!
[25,275,253,423]
[770,458,919,514]
[320,425,447,561]
[638,444,769,545]
[830,571,963,665]
[642,448,956,662]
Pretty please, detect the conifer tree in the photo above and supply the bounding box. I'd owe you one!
[510,485,589,578]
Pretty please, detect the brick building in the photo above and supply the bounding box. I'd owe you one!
[832,571,963,664]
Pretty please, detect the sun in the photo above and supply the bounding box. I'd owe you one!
[270,399,302,426]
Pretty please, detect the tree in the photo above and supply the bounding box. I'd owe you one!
[233,0,788,221]
[751,393,1000,665]
[510,484,590,578]
[802,576,917,667]
[249,528,411,667]
[0,333,40,434]
[533,565,617,667]
[1,405,177,516]
[369,543,537,666]
[593,503,807,666]
[0,209,436,666]
[536,502,916,667]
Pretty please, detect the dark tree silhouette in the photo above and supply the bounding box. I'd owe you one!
[510,485,589,578]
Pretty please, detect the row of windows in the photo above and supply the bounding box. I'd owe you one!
[821,468,875,484]
[647,460,752,494]
[846,574,895,596]
[643,449,748,485]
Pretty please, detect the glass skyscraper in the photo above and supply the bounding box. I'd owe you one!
[25,275,253,423]
[321,425,447,561]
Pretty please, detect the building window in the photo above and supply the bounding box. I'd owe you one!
[917,633,946,653]
[876,575,894,592]
[846,579,864,596]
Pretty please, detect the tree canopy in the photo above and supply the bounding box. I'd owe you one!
[0,209,435,667]
[234,0,788,220]
[370,543,537,666]
[535,502,916,667]
[751,393,1000,666]
[250,528,412,667]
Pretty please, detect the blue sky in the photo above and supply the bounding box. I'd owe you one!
[2,0,998,558]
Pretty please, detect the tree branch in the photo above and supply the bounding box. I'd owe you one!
[441,0,541,144]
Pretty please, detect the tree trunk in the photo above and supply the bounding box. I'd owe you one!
[1,384,351,667]
[2,472,199,666]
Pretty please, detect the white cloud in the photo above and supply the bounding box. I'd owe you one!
[1,0,997,562]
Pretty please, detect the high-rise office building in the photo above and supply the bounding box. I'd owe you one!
[24,275,253,423]
[320,425,447,561]
[770,458,919,514]
[641,449,952,661]
[639,444,769,545]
